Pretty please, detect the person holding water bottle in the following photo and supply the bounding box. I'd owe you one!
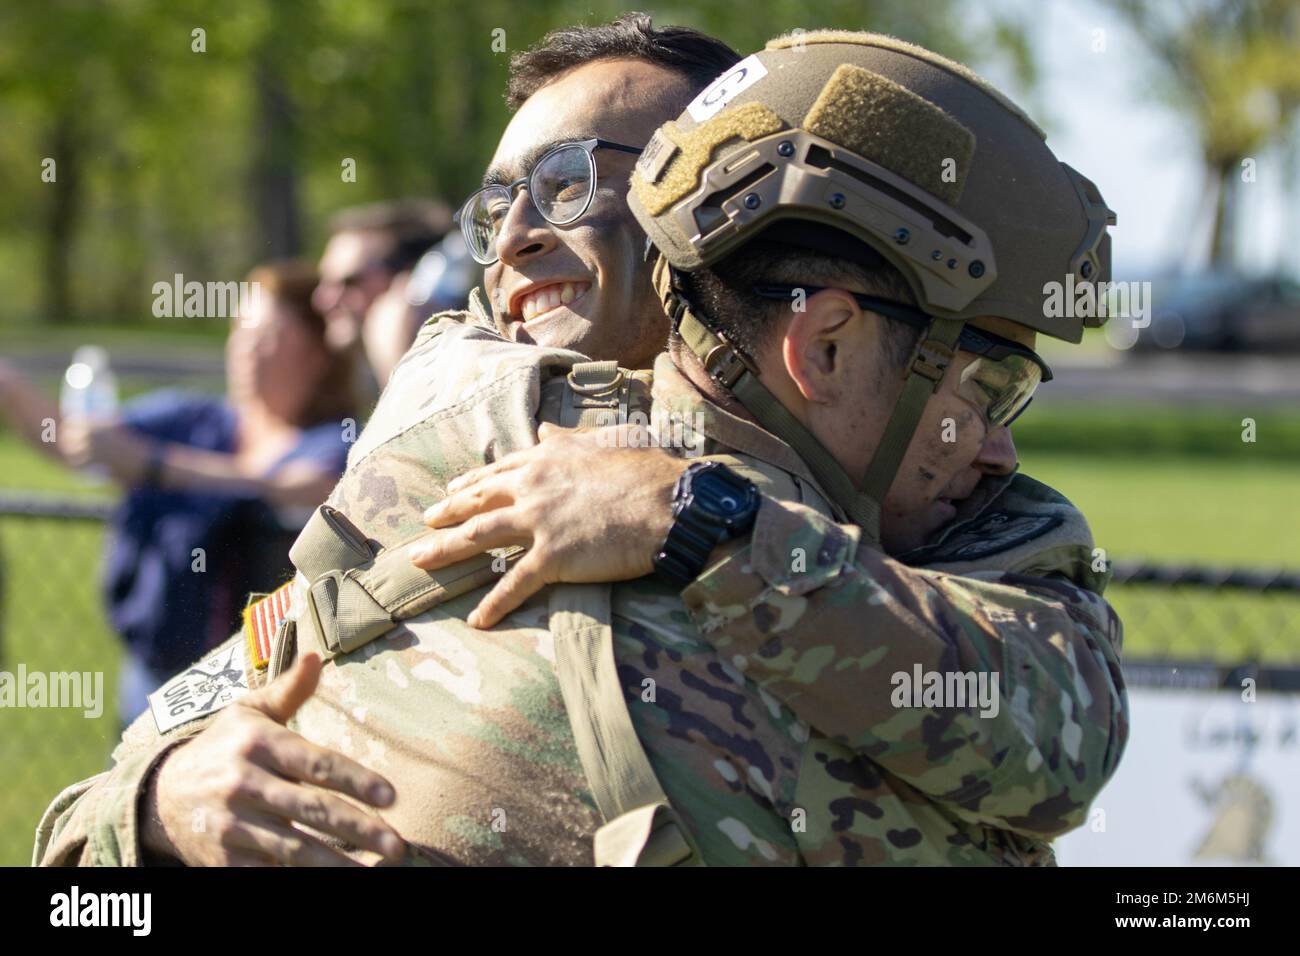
[0,261,356,727]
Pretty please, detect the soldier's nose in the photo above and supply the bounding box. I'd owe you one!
[496,193,557,268]
[975,424,1018,476]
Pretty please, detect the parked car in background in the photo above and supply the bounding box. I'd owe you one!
[1122,272,1300,352]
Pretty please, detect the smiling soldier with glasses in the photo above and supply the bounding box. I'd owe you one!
[457,139,643,266]
[34,14,754,869]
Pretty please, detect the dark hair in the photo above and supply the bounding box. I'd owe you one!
[506,12,740,111]
[327,199,452,272]
[680,239,924,374]
[244,260,358,428]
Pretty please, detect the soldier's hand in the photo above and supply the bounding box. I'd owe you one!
[141,653,406,866]
[411,421,688,627]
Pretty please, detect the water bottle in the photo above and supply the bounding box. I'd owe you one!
[60,345,119,480]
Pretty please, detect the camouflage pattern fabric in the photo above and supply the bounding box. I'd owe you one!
[681,489,1127,865]
[34,310,1127,866]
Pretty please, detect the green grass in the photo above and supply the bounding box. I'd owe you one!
[0,433,122,865]
[0,434,115,496]
[1020,453,1299,567]
[1016,401,1300,461]
[1019,407,1299,667]
[0,520,122,866]
[0,318,229,351]
[1019,451,1300,670]
[1105,587,1300,666]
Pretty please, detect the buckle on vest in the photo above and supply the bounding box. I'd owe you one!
[593,804,701,867]
[640,819,698,867]
[566,365,624,395]
[911,338,954,390]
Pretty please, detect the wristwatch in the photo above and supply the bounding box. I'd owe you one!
[653,461,760,588]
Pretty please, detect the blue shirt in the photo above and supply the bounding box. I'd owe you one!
[104,390,349,673]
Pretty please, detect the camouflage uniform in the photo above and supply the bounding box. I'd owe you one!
[682,482,1126,864]
[34,306,1127,866]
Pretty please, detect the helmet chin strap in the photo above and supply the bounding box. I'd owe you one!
[655,257,965,546]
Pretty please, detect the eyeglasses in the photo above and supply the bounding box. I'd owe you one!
[456,139,643,265]
[337,259,391,289]
[752,284,1053,428]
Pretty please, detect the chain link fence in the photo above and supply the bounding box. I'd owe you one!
[1,495,120,867]
[2,495,1298,865]
[1104,564,1300,689]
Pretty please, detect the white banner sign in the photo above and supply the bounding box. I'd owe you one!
[1056,687,1299,866]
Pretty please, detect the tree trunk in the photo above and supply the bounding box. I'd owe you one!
[251,50,301,258]
[43,108,79,324]
[1207,158,1237,269]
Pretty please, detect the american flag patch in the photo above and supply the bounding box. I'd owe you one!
[243,582,293,670]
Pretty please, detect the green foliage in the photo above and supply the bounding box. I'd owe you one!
[0,0,1030,327]
[1102,0,1300,167]
[1099,0,1300,263]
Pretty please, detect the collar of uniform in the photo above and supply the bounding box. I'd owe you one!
[651,353,836,504]
[467,286,494,328]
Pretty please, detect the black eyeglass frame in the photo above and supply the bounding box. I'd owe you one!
[456,138,643,265]
[751,283,1052,426]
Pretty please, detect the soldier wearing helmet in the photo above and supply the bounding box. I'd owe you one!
[415,31,1130,864]
[630,29,1115,545]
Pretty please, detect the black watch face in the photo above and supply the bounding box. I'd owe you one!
[694,470,753,521]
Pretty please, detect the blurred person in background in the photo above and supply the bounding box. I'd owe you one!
[363,230,482,386]
[0,261,355,727]
[314,199,455,397]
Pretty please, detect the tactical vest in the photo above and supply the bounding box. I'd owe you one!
[264,359,701,867]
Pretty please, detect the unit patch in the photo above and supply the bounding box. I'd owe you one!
[148,641,251,734]
[910,510,1064,564]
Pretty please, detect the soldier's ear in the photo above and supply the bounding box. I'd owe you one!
[779,288,859,405]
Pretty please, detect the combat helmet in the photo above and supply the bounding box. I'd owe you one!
[628,31,1117,541]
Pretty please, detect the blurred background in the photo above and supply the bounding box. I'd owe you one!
[1,0,1297,866]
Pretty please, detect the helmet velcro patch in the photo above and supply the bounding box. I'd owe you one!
[803,63,974,206]
[630,102,784,216]
[767,28,890,50]
[766,29,1045,139]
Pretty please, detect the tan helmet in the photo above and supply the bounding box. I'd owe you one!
[630,30,1116,339]
[627,31,1117,542]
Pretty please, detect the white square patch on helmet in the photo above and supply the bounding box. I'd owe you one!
[687,54,768,122]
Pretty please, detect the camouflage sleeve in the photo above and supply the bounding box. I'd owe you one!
[33,725,205,866]
[679,496,1129,839]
